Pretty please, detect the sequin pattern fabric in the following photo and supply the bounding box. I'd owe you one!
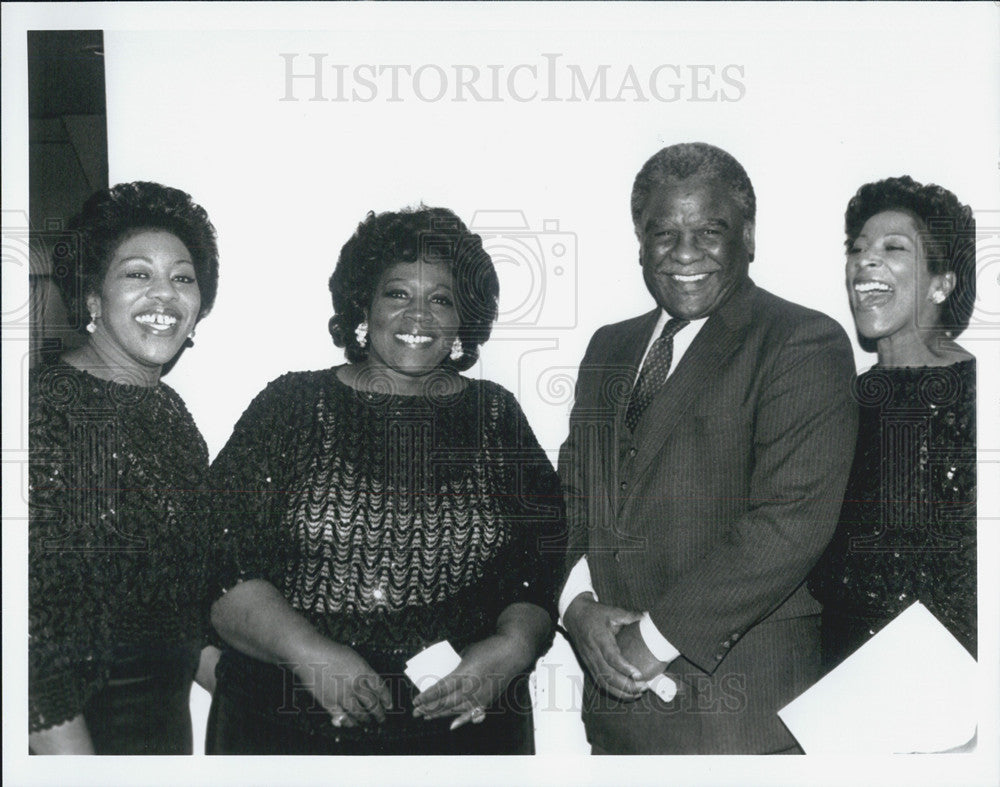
[212,369,565,657]
[28,362,214,732]
[811,359,976,658]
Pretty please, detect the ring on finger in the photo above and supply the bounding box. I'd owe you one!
[470,706,486,723]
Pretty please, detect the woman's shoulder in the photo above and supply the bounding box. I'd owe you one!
[856,356,976,409]
[251,367,338,404]
[466,377,520,408]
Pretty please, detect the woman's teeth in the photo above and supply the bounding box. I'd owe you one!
[395,333,432,346]
[135,313,178,330]
[853,281,892,293]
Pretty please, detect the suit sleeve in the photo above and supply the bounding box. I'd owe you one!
[556,329,607,583]
[648,315,857,674]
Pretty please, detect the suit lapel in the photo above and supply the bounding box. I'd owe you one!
[626,282,756,492]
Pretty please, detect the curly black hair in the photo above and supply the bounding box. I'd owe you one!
[631,142,756,229]
[328,207,499,372]
[845,176,976,337]
[54,181,220,334]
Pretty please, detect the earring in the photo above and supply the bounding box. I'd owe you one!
[86,313,97,333]
[932,291,946,304]
[355,321,368,348]
[449,337,463,361]
[184,330,196,348]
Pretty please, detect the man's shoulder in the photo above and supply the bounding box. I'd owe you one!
[589,310,658,344]
[740,284,847,339]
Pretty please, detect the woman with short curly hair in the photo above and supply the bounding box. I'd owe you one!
[29,181,221,753]
[207,205,564,755]
[811,176,977,677]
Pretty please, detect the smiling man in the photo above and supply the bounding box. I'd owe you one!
[558,142,858,754]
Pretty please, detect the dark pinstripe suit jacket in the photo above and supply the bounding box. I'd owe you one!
[558,279,858,754]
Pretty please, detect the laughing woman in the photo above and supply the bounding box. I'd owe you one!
[811,176,977,668]
[29,182,221,754]
[207,206,565,755]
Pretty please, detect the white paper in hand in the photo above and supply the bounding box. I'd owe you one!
[404,641,462,692]
[778,601,977,754]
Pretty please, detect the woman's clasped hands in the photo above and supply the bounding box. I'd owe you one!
[411,631,533,731]
[296,640,392,729]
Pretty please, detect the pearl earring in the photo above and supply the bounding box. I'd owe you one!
[86,314,97,333]
[450,337,463,361]
[355,321,368,348]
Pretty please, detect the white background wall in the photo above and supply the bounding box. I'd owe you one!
[3,3,999,786]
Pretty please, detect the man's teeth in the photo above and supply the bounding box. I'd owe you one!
[672,273,710,283]
[853,281,892,293]
[135,313,178,327]
[395,333,432,346]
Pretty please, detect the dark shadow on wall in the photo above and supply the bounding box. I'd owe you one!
[28,30,108,366]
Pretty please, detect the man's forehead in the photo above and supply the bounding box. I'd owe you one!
[644,177,744,218]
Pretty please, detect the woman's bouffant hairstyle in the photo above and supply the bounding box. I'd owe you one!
[328,206,499,372]
[845,176,977,337]
[631,142,757,239]
[53,181,220,333]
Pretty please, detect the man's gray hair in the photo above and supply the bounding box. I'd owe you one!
[631,142,756,227]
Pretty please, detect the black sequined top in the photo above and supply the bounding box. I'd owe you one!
[28,362,215,732]
[211,369,565,724]
[811,359,976,659]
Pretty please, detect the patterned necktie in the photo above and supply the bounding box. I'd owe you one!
[625,317,689,432]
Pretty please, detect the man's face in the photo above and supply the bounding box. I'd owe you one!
[637,176,754,320]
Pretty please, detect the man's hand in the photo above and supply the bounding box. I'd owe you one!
[563,594,646,700]
[616,620,669,682]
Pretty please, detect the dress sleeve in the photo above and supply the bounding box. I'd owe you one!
[210,375,303,594]
[491,388,567,621]
[28,382,109,732]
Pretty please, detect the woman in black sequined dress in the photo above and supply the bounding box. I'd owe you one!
[29,182,221,753]
[207,207,565,755]
[810,176,977,668]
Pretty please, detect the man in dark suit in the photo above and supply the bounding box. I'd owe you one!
[558,142,857,754]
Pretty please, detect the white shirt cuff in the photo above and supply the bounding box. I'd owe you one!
[558,556,597,621]
[639,612,680,664]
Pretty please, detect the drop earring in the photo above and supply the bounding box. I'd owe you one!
[355,321,368,348]
[86,313,97,333]
[449,337,463,361]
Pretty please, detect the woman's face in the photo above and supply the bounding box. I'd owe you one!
[364,260,460,388]
[88,229,201,372]
[845,210,949,344]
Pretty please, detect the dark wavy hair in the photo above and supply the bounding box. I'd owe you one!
[845,176,976,337]
[54,181,220,334]
[631,142,756,237]
[328,206,500,372]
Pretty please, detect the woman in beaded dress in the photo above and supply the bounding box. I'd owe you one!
[207,207,565,755]
[810,176,977,668]
[29,182,222,753]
